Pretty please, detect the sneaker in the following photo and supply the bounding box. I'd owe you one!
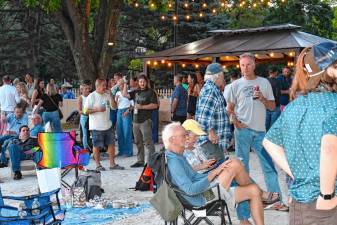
[13,171,22,180]
[130,162,144,168]
[110,164,125,170]
[95,165,106,171]
[0,162,8,168]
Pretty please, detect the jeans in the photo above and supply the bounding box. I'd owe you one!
[42,110,62,132]
[9,144,41,172]
[234,127,282,220]
[80,115,89,149]
[0,135,16,164]
[265,106,281,131]
[116,108,133,156]
[151,109,159,144]
[110,109,117,129]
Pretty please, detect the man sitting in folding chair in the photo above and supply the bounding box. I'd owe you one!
[162,122,265,225]
[6,125,41,180]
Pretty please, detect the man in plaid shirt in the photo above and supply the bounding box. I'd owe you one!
[195,63,232,157]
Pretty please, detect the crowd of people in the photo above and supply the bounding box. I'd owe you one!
[0,41,335,225]
[162,41,337,225]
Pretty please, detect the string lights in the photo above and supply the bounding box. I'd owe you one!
[132,1,287,22]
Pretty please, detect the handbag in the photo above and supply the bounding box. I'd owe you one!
[150,154,183,221]
[47,95,63,119]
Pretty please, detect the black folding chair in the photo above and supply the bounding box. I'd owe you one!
[175,184,232,225]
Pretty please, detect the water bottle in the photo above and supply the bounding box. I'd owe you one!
[31,198,40,215]
[64,188,72,209]
[18,202,27,218]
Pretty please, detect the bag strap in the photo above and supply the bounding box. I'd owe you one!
[161,152,185,195]
[47,94,60,110]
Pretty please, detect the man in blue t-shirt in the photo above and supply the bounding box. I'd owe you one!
[171,74,188,124]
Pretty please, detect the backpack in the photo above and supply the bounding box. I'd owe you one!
[72,170,104,206]
[148,150,166,191]
[135,164,154,191]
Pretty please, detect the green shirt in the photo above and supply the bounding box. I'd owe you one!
[265,92,337,203]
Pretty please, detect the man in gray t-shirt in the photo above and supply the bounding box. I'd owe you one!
[226,53,285,221]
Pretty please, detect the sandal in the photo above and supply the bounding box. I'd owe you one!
[96,165,106,171]
[110,164,125,170]
[262,192,280,205]
[264,201,289,211]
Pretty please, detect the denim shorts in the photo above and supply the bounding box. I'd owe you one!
[91,126,114,148]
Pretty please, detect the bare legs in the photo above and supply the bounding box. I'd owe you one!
[316,134,337,210]
[217,158,264,225]
[108,144,116,167]
[93,146,101,167]
[93,144,116,168]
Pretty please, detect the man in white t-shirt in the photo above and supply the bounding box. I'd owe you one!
[227,53,284,224]
[0,75,20,115]
[84,78,124,171]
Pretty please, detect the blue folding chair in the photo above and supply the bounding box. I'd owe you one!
[0,188,65,224]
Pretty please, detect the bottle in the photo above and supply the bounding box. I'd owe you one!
[18,202,27,218]
[31,198,40,215]
[64,188,72,209]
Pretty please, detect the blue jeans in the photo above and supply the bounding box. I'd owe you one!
[9,144,41,172]
[265,106,281,131]
[110,109,117,129]
[151,109,159,144]
[80,115,89,149]
[0,135,16,164]
[116,108,133,156]
[234,127,282,220]
[42,110,62,132]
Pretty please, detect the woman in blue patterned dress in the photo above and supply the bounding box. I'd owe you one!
[263,42,337,225]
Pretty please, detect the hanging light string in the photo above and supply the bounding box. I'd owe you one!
[132,1,287,21]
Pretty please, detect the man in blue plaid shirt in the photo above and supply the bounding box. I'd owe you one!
[195,63,232,156]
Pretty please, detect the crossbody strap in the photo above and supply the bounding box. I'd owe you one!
[47,94,60,109]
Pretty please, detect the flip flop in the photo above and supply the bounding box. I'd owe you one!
[110,164,125,170]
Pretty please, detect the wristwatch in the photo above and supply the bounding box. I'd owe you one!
[319,191,335,200]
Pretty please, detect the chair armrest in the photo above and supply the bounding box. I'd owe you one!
[0,205,18,211]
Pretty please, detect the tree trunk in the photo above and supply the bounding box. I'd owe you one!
[54,0,122,82]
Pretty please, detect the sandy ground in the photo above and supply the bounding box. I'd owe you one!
[0,144,289,225]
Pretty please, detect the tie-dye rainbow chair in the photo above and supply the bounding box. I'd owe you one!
[34,131,90,189]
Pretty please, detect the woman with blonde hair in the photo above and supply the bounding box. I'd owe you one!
[37,83,63,132]
[263,42,337,225]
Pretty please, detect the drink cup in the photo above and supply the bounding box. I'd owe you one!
[253,85,260,100]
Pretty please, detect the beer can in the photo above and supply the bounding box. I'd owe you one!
[253,85,260,100]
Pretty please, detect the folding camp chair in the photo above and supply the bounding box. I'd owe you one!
[34,131,90,189]
[0,187,65,225]
[173,184,232,225]
[153,152,232,225]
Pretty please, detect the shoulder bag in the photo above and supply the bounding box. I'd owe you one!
[149,153,183,222]
[47,95,64,119]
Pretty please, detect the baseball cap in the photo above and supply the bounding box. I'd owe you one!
[182,119,206,136]
[205,63,223,76]
[303,42,337,77]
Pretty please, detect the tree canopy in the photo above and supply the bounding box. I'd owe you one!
[0,0,336,83]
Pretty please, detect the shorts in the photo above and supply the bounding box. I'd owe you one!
[91,126,114,148]
[289,199,337,225]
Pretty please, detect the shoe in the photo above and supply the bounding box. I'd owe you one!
[110,164,125,170]
[0,163,8,168]
[13,171,22,180]
[95,165,106,171]
[130,162,144,168]
[262,192,280,205]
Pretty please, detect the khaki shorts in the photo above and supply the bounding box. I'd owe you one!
[289,199,337,225]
